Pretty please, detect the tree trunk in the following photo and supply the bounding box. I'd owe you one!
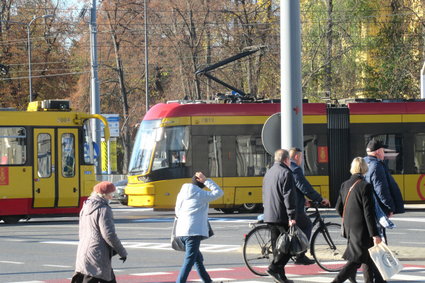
[107,12,130,174]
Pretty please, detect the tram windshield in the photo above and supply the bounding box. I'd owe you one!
[129,120,161,175]
[129,120,190,175]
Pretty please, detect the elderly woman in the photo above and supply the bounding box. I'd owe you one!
[72,181,127,283]
[332,157,382,283]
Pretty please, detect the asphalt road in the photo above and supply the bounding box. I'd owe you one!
[1,204,424,283]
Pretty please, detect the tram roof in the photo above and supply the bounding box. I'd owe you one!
[144,102,327,120]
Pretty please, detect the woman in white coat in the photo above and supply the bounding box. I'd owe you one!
[175,172,224,283]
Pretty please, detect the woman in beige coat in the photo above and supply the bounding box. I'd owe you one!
[72,182,127,283]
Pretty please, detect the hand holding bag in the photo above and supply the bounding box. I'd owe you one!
[288,225,309,256]
[368,242,403,280]
[171,217,185,251]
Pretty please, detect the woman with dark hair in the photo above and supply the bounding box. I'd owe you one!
[332,157,382,283]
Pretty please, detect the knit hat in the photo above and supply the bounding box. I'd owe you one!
[93,181,116,195]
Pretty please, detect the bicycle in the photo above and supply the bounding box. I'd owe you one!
[242,201,347,276]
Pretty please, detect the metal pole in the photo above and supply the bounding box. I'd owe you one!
[280,0,303,150]
[27,14,53,102]
[144,0,149,112]
[421,61,425,99]
[27,20,33,102]
[90,0,102,174]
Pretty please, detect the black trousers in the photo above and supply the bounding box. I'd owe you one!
[332,254,386,283]
[71,272,117,283]
[268,223,292,276]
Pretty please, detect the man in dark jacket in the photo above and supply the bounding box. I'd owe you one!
[262,149,297,283]
[289,147,330,265]
[364,139,405,283]
[364,139,405,218]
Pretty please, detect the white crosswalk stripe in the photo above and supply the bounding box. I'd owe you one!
[41,240,241,253]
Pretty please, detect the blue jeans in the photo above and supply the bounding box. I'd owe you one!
[176,236,212,283]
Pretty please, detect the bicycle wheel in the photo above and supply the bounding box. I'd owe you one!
[242,225,273,276]
[311,222,346,272]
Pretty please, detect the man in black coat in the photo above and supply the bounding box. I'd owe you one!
[262,149,297,283]
[289,147,330,265]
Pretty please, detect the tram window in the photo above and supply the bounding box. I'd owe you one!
[0,127,27,165]
[365,134,403,174]
[304,135,319,175]
[37,134,51,177]
[129,120,160,175]
[414,133,425,173]
[83,122,95,165]
[208,136,222,177]
[236,136,269,176]
[152,126,190,171]
[62,133,75,177]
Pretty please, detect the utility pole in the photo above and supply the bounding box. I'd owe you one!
[280,0,303,151]
[90,0,102,174]
[144,0,149,112]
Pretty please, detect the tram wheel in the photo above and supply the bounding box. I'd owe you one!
[240,203,262,213]
[2,216,21,224]
[220,208,236,214]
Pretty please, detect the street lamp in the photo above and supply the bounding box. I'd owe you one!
[27,14,53,102]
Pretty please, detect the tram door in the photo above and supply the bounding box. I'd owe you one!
[57,129,79,207]
[33,128,80,208]
[33,129,56,207]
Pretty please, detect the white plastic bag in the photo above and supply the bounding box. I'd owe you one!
[368,242,403,280]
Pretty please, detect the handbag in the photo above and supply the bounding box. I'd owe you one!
[276,230,290,254]
[373,194,395,229]
[208,220,214,237]
[368,242,403,280]
[288,225,309,256]
[170,217,185,251]
[341,179,361,238]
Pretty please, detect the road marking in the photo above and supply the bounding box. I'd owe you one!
[42,264,72,268]
[0,260,24,264]
[192,278,233,282]
[40,241,77,245]
[392,273,425,280]
[113,208,153,212]
[392,217,425,223]
[288,276,335,282]
[407,229,425,232]
[206,268,233,271]
[131,272,173,276]
[41,240,240,253]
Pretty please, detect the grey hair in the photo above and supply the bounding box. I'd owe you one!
[274,149,289,163]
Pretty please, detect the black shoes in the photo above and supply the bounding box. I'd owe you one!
[266,269,294,283]
[294,255,315,265]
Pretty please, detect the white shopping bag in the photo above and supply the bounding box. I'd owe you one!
[368,242,403,280]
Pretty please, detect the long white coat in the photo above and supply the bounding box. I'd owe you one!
[175,179,223,237]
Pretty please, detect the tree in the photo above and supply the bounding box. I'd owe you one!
[0,0,78,108]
